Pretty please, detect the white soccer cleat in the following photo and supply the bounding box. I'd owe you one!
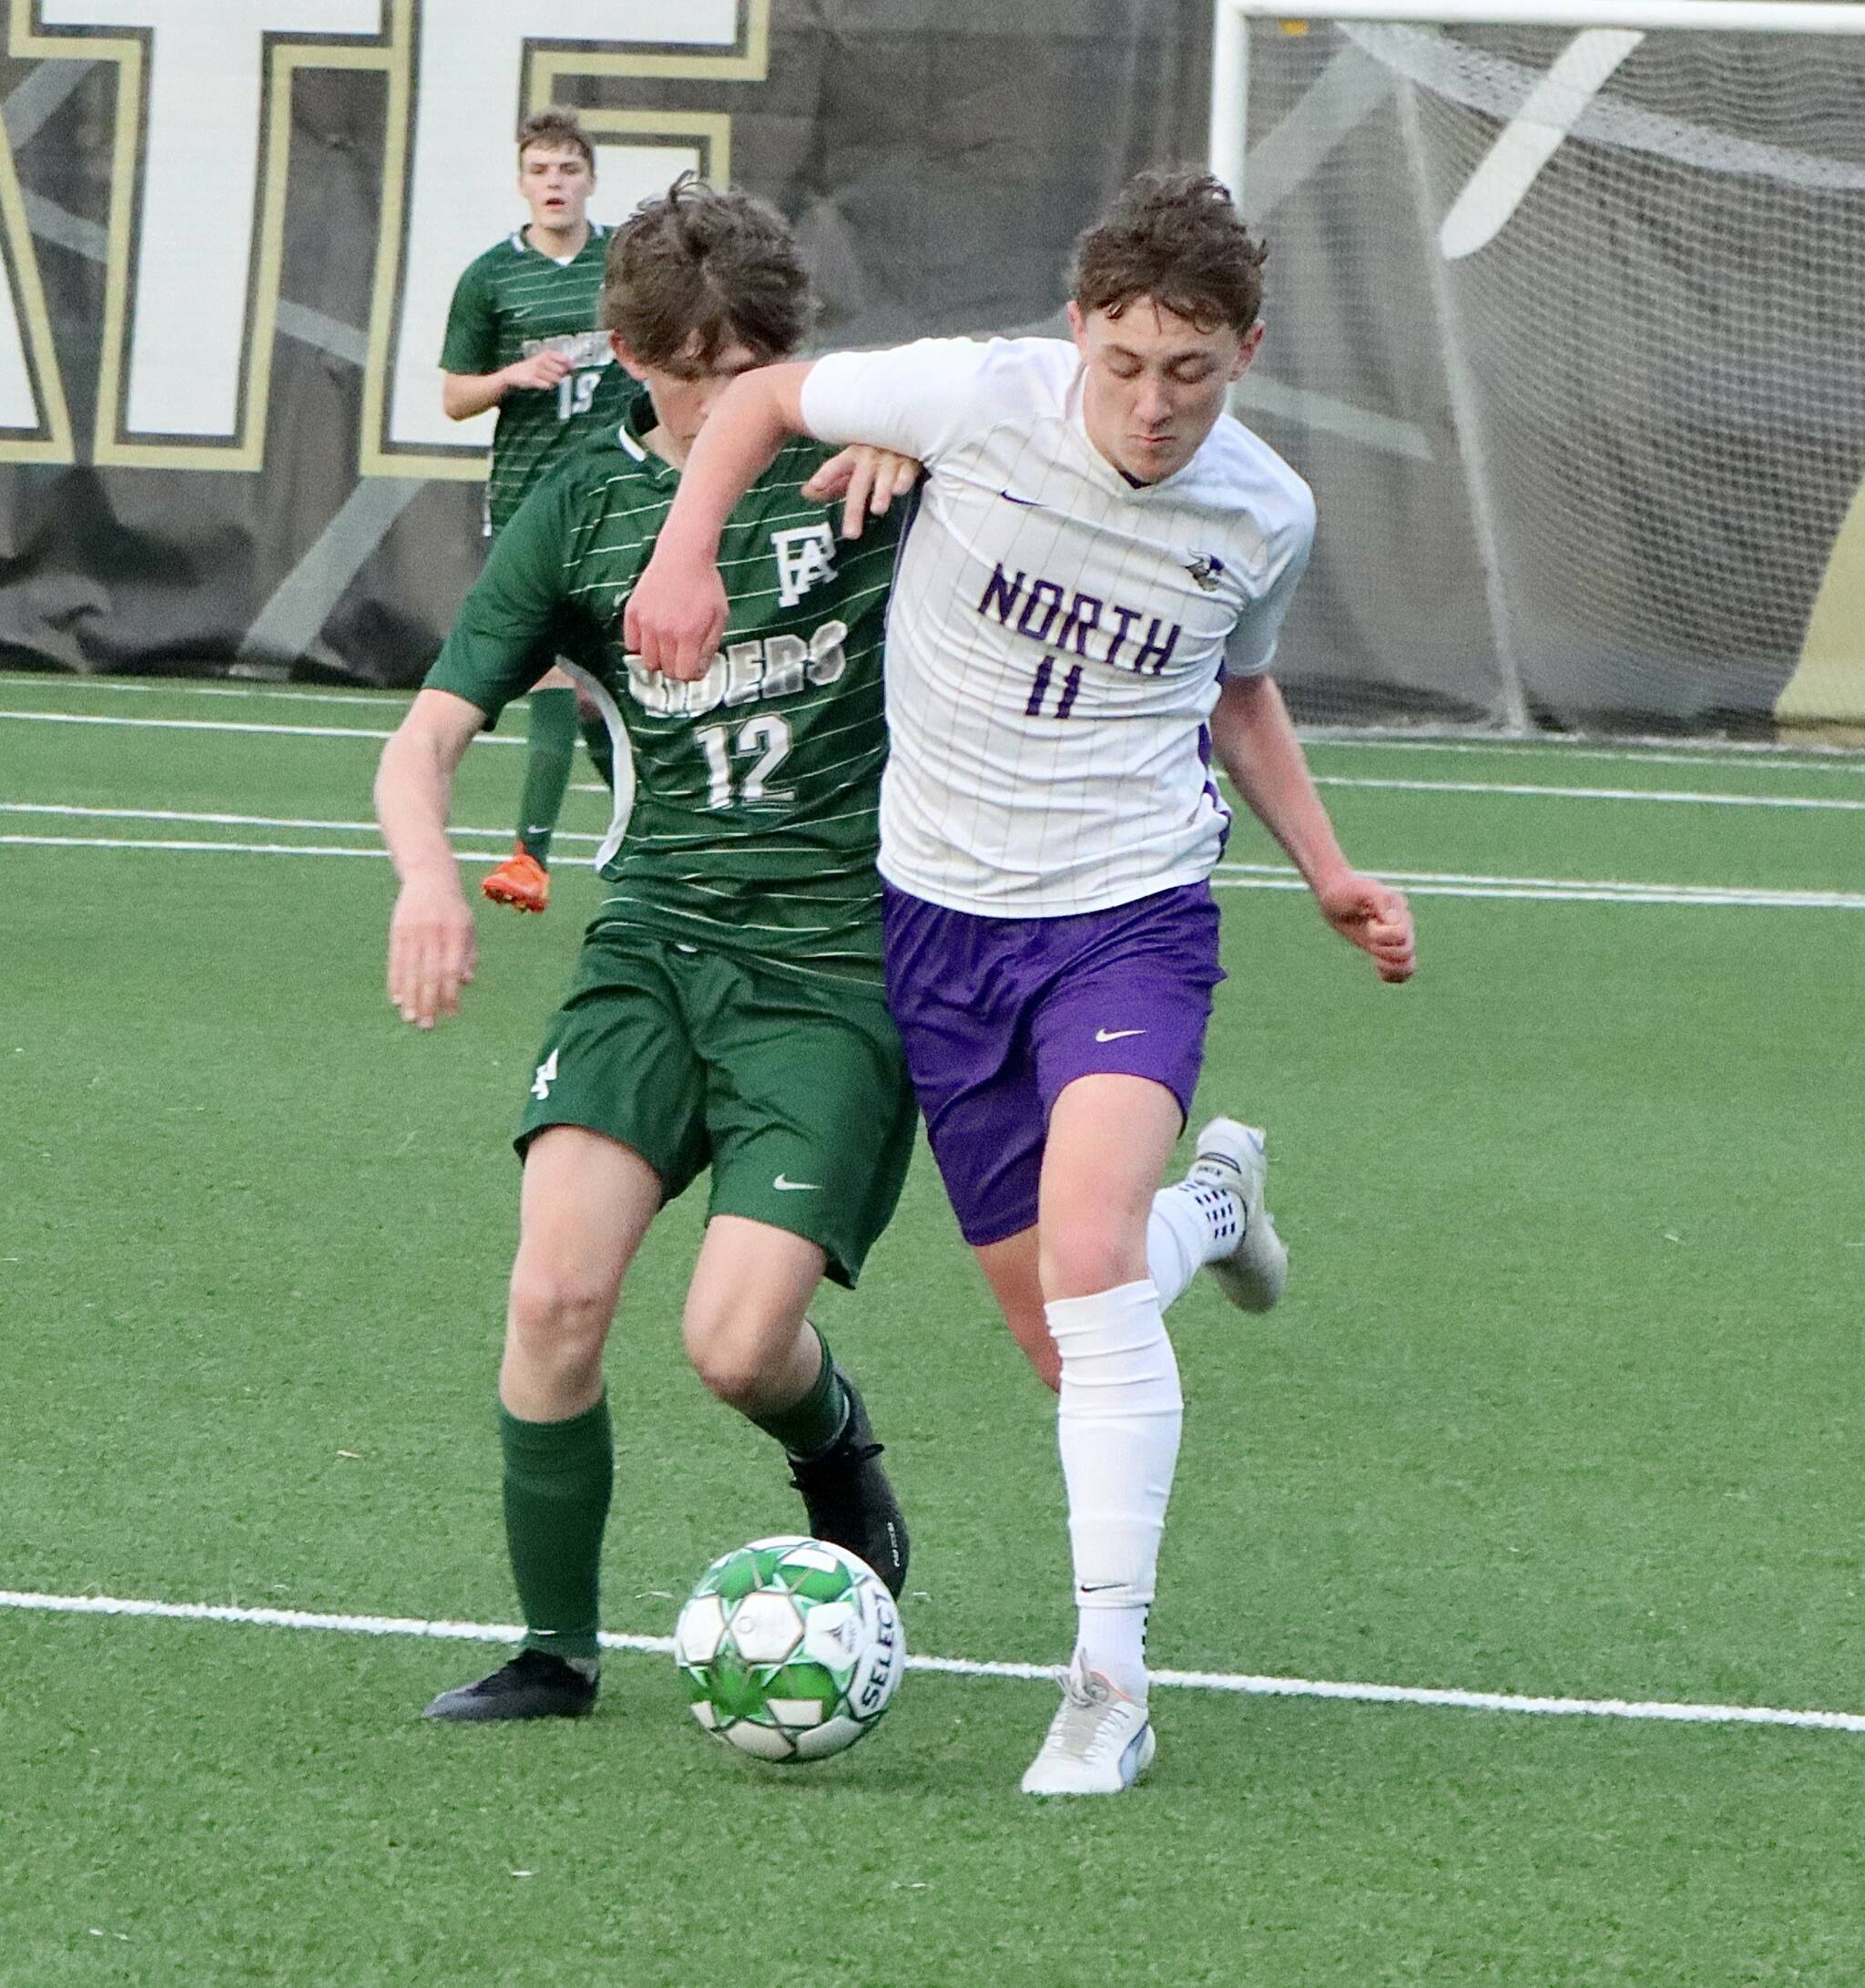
[1019,1654,1157,1797]
[1185,1116,1288,1312]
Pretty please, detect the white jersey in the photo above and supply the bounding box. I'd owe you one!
[799,336,1315,918]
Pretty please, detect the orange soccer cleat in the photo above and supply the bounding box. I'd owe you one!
[481,844,550,914]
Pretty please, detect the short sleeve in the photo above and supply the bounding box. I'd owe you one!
[1224,504,1316,679]
[440,259,496,374]
[799,338,1001,467]
[424,472,580,719]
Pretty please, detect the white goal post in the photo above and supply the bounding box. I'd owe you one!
[1208,0,1865,736]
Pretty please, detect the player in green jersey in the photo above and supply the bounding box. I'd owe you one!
[377,178,922,1723]
[441,107,627,919]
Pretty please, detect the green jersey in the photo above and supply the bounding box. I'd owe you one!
[426,393,901,984]
[440,224,631,535]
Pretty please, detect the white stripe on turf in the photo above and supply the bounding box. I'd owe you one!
[4,709,1858,800]
[0,708,519,744]
[1312,775,1865,812]
[0,673,409,709]
[11,680,1858,775]
[0,801,600,841]
[2,1587,1860,1734]
[7,833,1863,909]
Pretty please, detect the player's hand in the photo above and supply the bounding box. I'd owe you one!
[802,446,922,541]
[625,550,728,683]
[503,351,573,393]
[1316,872,1415,984]
[387,872,477,1028]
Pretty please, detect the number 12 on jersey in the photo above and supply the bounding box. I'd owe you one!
[696,715,794,809]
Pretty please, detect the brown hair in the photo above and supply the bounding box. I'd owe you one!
[1071,168,1267,335]
[516,107,594,172]
[601,174,812,371]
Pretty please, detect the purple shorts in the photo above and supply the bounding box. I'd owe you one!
[882,881,1225,1248]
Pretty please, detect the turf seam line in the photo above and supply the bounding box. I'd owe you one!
[4,1589,1861,1735]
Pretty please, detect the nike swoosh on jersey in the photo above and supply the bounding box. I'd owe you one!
[998,489,1047,509]
[772,1175,822,1192]
[1094,1028,1147,1043]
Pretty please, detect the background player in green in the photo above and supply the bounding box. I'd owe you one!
[441,107,627,918]
[377,178,922,1722]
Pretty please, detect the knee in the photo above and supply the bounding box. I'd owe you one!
[1039,1228,1146,1304]
[506,1261,615,1382]
[682,1296,785,1414]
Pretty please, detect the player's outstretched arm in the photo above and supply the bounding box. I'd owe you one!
[374,688,487,1028]
[1210,673,1415,984]
[441,353,574,422]
[626,361,816,680]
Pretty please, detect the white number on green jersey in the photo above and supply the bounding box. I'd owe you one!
[696,715,795,810]
[556,370,603,423]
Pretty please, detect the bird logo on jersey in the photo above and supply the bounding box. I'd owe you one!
[773,524,839,607]
[1184,552,1227,593]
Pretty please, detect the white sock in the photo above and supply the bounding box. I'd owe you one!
[1045,1279,1183,1701]
[1146,1179,1241,1308]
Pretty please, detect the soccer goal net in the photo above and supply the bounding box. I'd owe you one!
[1211,0,1865,736]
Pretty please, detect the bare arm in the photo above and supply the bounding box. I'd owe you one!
[1210,673,1415,984]
[441,351,574,423]
[625,361,816,679]
[373,688,488,1026]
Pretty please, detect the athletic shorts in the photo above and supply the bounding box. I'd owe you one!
[882,881,1225,1249]
[516,931,918,1288]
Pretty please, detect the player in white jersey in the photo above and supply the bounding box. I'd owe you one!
[627,170,1416,1795]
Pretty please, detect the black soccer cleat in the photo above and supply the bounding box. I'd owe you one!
[788,1369,910,1599]
[421,1647,598,1722]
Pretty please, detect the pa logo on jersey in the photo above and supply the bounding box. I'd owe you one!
[773,524,838,607]
[1184,552,1227,593]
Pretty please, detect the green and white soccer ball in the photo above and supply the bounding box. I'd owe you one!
[674,1534,904,1761]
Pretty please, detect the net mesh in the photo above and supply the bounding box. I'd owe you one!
[1230,18,1865,734]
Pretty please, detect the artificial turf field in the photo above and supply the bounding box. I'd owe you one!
[4,671,1862,1984]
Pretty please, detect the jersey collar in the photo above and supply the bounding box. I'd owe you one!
[614,387,677,483]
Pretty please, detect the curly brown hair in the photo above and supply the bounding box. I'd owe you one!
[601,174,812,372]
[1071,169,1267,335]
[516,107,594,172]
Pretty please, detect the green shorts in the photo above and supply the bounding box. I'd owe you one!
[515,931,917,1288]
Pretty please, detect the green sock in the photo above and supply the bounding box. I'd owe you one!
[579,712,617,792]
[751,1329,851,1461]
[516,686,578,863]
[501,1395,613,1663]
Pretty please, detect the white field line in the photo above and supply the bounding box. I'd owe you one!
[5,706,1861,794]
[1213,861,1865,911]
[0,708,519,745]
[0,801,600,843]
[1306,731,1865,777]
[3,1588,1860,1735]
[12,679,1861,776]
[0,673,408,709]
[5,831,1860,910]
[1314,774,1865,812]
